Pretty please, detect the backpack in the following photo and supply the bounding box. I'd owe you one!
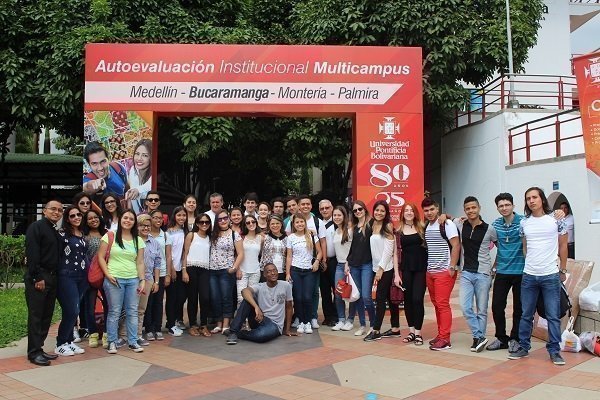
[425,219,461,265]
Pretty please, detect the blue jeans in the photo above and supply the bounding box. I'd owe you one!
[56,270,88,346]
[348,263,375,327]
[209,269,235,320]
[334,263,348,321]
[291,267,318,324]
[459,270,492,339]
[518,272,561,354]
[230,299,280,343]
[103,277,139,345]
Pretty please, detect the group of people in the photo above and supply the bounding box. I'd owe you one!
[24,185,570,367]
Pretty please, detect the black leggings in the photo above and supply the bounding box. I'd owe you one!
[373,269,399,331]
[186,267,211,327]
[403,269,426,330]
[165,270,187,328]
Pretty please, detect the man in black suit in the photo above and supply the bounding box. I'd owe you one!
[24,200,63,366]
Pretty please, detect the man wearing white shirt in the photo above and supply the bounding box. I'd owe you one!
[318,199,337,326]
[205,193,223,226]
[508,187,568,366]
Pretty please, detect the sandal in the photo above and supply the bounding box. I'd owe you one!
[403,333,416,343]
[200,326,212,337]
[414,335,424,346]
[189,326,201,337]
[210,326,222,334]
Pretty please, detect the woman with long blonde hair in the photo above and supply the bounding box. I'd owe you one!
[394,202,427,346]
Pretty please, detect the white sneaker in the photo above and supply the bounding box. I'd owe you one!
[341,321,354,331]
[354,326,366,336]
[72,327,81,343]
[310,319,320,329]
[331,321,344,331]
[68,342,85,354]
[304,323,313,334]
[168,326,183,337]
[291,318,300,328]
[54,343,75,356]
[297,322,305,334]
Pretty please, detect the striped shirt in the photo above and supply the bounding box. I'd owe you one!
[142,236,162,281]
[425,221,458,273]
[492,213,525,274]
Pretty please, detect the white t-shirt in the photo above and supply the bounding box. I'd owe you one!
[285,215,327,239]
[519,214,567,276]
[425,220,459,273]
[149,230,172,277]
[169,229,185,272]
[250,281,292,334]
[286,233,318,269]
[322,218,336,258]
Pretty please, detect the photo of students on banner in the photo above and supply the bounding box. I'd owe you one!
[82,111,154,211]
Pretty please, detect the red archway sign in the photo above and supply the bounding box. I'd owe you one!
[84,44,423,224]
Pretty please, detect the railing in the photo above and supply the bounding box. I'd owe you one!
[455,74,578,128]
[508,109,583,165]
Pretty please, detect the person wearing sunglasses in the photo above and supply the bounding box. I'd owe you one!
[209,210,245,334]
[54,206,88,357]
[73,192,93,214]
[25,200,63,366]
[344,200,375,336]
[237,215,264,306]
[182,214,213,337]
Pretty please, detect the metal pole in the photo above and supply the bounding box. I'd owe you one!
[506,0,519,108]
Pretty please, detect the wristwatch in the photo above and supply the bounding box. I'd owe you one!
[449,266,458,271]
[559,269,567,274]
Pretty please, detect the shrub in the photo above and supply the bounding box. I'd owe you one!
[0,235,26,288]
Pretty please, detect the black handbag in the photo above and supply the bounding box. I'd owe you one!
[536,281,572,319]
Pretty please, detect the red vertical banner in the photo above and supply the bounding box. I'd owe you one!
[574,52,600,222]
[354,113,424,226]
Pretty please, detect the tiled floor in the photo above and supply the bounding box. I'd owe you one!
[1,287,599,400]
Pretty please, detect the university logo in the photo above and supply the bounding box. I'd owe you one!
[584,56,600,84]
[379,116,400,140]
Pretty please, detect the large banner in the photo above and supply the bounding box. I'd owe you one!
[84,44,422,218]
[84,44,421,114]
[574,52,600,222]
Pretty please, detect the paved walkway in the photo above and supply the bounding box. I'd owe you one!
[1,288,599,400]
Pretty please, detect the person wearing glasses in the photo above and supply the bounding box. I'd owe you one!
[25,200,63,366]
[71,192,95,344]
[209,209,244,334]
[83,141,127,202]
[182,214,213,337]
[54,206,88,357]
[144,191,168,227]
[237,215,264,306]
[344,200,375,336]
[101,193,123,232]
[73,192,93,214]
[134,214,161,346]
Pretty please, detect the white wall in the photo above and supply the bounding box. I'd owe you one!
[523,0,572,76]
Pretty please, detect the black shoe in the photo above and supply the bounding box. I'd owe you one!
[475,337,488,353]
[363,330,382,342]
[41,351,58,360]
[29,354,50,366]
[381,329,401,339]
[470,338,479,352]
[226,333,238,345]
